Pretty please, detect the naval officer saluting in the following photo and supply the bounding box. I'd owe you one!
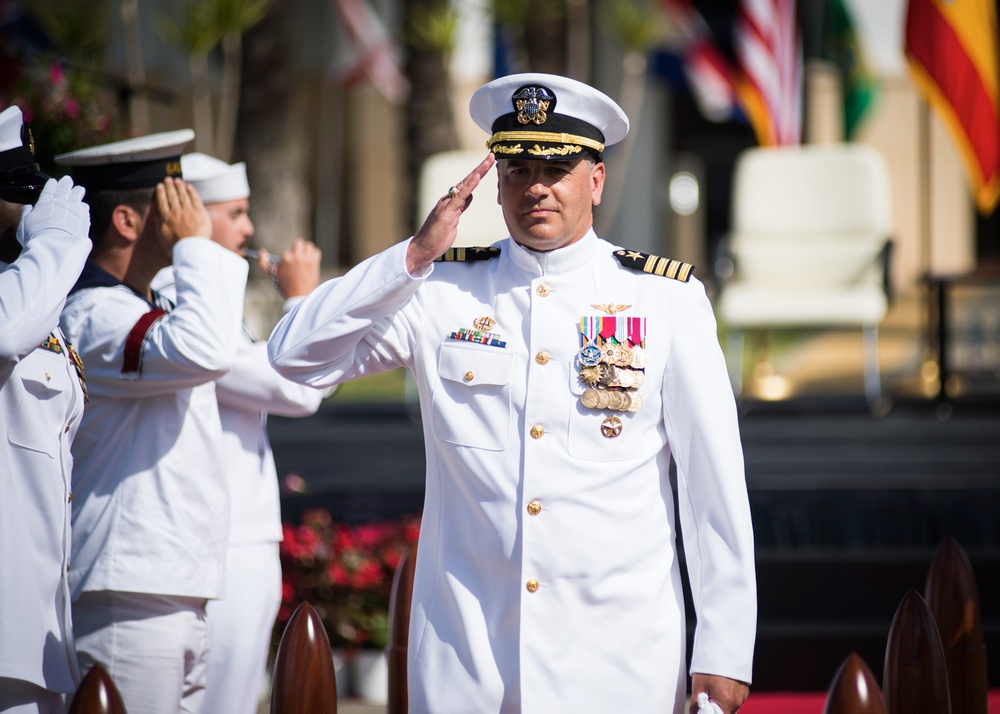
[56,132,248,714]
[0,106,91,714]
[269,73,756,713]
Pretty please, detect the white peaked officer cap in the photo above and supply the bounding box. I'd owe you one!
[0,105,50,202]
[469,73,629,161]
[0,105,26,153]
[180,153,250,204]
[55,129,195,191]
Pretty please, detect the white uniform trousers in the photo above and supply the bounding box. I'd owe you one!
[0,678,63,714]
[72,592,209,714]
[202,542,281,714]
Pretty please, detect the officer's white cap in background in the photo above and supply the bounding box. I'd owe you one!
[0,105,50,202]
[469,73,629,161]
[55,129,195,191]
[181,153,249,204]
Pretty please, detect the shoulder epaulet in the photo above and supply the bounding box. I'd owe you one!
[613,249,694,282]
[434,246,502,262]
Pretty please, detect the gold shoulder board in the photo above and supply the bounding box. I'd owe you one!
[613,249,694,282]
[434,246,502,262]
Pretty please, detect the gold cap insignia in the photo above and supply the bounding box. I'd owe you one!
[514,86,553,126]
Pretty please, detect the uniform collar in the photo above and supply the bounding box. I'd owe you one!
[70,259,161,308]
[507,227,600,276]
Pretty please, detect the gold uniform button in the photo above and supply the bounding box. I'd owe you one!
[526,578,540,593]
[45,373,51,382]
[64,423,71,433]
[68,492,72,503]
[527,500,542,515]
[535,351,550,365]
[536,284,551,297]
[530,425,545,439]
[464,371,475,382]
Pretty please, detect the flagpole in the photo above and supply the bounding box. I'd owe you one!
[919,99,931,275]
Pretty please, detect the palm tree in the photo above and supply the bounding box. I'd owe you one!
[403,0,461,233]
[119,0,150,134]
[207,0,270,161]
[235,3,310,255]
[159,0,269,158]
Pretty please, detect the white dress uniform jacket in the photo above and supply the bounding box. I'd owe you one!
[150,271,325,547]
[60,238,248,600]
[268,231,756,714]
[0,229,90,693]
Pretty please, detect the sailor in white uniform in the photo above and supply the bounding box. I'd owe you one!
[268,74,756,713]
[0,106,91,714]
[151,153,328,714]
[56,132,248,714]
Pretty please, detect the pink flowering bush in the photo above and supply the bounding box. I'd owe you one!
[2,59,120,173]
[277,509,420,650]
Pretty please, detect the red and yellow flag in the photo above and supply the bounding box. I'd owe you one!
[906,0,1000,214]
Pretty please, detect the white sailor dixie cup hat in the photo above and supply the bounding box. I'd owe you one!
[0,105,50,203]
[180,153,250,204]
[55,129,195,191]
[469,73,629,161]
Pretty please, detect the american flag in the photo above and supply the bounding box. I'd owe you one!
[661,0,741,122]
[332,0,409,104]
[660,0,802,146]
[734,0,802,146]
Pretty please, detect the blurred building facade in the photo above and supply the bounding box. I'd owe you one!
[7,0,990,337]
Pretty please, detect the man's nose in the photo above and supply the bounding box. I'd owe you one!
[525,175,548,197]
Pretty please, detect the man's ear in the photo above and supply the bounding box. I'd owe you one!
[111,205,143,243]
[591,161,606,206]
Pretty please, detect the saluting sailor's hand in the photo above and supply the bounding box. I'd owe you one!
[155,177,212,248]
[406,153,496,274]
[16,175,90,247]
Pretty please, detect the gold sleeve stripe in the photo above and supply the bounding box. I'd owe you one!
[488,131,605,154]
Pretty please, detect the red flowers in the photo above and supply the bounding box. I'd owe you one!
[277,509,420,650]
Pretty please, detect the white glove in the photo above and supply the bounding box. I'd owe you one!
[15,175,90,247]
[697,692,724,714]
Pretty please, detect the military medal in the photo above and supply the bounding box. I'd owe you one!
[66,341,89,404]
[448,317,505,349]
[576,311,648,430]
[601,416,623,438]
[40,333,64,355]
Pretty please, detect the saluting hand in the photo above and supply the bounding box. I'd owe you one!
[155,177,212,249]
[406,153,496,274]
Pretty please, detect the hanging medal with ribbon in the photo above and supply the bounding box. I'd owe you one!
[576,308,647,435]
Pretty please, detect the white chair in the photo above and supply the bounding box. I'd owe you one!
[416,149,508,247]
[717,144,893,404]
